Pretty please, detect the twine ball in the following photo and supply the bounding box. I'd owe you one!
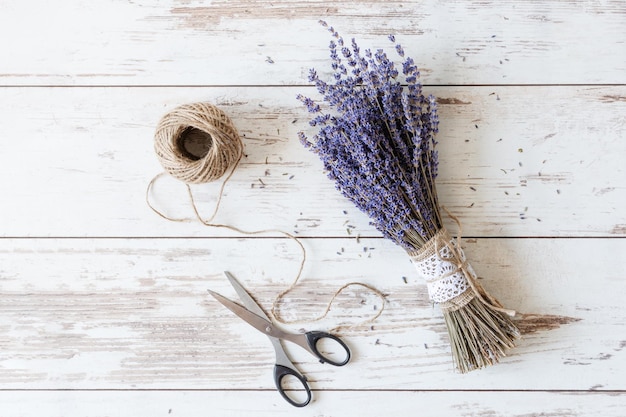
[154,102,243,184]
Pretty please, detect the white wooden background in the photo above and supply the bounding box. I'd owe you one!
[1,1,625,415]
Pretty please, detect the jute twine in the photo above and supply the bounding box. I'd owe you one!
[408,208,516,316]
[154,102,243,184]
[147,102,385,333]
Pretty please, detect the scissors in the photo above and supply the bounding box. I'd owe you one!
[208,271,351,407]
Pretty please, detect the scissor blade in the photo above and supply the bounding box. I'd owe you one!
[223,271,271,321]
[208,289,276,336]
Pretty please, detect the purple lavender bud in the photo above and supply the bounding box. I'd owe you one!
[298,25,442,249]
[395,44,405,57]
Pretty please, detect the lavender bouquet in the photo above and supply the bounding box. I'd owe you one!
[298,22,519,373]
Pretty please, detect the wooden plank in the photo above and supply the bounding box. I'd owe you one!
[0,86,624,237]
[0,1,624,85]
[0,237,624,390]
[0,390,624,417]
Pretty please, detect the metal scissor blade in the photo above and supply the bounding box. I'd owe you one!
[223,271,271,321]
[208,289,276,337]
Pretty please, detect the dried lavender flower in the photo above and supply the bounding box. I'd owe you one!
[298,21,442,250]
[297,23,520,374]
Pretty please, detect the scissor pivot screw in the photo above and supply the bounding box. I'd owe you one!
[265,326,272,333]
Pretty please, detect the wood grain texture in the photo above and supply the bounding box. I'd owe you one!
[0,238,624,390]
[1,390,624,417]
[1,0,624,415]
[0,86,624,237]
[0,1,624,85]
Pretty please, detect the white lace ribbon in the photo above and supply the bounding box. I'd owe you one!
[409,215,516,316]
[410,234,475,303]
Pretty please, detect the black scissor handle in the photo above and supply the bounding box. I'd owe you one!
[273,364,311,407]
[305,331,351,366]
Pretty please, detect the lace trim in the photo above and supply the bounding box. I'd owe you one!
[408,229,475,304]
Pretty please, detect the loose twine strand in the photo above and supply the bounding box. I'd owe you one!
[147,102,385,333]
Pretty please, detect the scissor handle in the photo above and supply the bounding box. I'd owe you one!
[273,364,311,407]
[305,331,351,366]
